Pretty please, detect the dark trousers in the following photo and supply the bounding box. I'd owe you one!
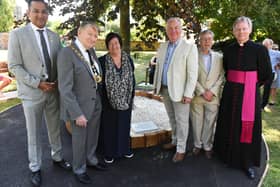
[262,72,275,108]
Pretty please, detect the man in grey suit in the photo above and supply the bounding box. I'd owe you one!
[57,22,107,184]
[8,0,71,186]
[190,30,224,159]
[154,17,198,163]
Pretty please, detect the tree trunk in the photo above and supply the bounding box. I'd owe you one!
[120,0,130,54]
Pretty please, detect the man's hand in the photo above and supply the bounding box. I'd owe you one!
[38,81,57,92]
[182,96,192,104]
[203,90,214,102]
[75,115,88,128]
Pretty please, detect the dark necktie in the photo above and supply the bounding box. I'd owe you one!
[86,50,99,75]
[37,29,51,81]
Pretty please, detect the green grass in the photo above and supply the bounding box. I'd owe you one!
[1,79,17,92]
[261,101,280,187]
[0,51,279,186]
[0,98,21,112]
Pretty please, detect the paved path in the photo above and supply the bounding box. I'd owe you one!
[0,104,267,187]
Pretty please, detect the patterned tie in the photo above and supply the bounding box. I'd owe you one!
[37,29,52,81]
[86,50,99,75]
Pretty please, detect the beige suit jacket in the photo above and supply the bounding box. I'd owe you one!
[192,50,224,104]
[154,39,198,102]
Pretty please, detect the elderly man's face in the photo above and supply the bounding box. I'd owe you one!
[233,21,251,44]
[78,26,98,49]
[166,20,182,43]
[200,33,214,52]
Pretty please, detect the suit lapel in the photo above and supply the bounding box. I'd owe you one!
[71,43,95,80]
[46,29,54,65]
[26,24,43,63]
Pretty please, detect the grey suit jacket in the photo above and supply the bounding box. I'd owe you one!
[8,23,61,100]
[192,50,224,104]
[57,43,102,121]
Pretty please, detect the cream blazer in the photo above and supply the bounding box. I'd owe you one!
[192,50,224,104]
[154,39,198,102]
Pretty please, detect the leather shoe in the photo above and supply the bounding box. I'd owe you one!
[31,170,41,187]
[246,168,255,179]
[88,162,108,171]
[205,150,213,159]
[172,152,185,163]
[192,147,201,156]
[75,172,91,184]
[53,159,72,170]
[162,143,176,150]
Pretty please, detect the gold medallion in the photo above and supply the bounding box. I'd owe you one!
[94,75,102,83]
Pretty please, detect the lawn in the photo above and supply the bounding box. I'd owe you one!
[0,51,279,186]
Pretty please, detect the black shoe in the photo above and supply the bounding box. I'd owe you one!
[88,162,108,171]
[75,172,91,184]
[31,170,41,187]
[246,168,255,179]
[53,159,72,170]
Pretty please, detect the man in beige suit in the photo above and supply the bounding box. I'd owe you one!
[154,17,198,163]
[190,30,224,159]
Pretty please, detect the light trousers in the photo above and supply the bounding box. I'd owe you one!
[161,88,190,153]
[190,103,218,151]
[22,92,62,172]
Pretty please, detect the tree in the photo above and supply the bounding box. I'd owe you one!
[50,0,132,53]
[50,0,280,52]
[0,0,15,32]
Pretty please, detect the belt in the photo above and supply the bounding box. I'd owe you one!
[161,85,168,89]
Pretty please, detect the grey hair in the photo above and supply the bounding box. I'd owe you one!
[233,16,252,32]
[78,21,99,33]
[166,17,182,29]
[262,38,273,46]
[199,29,214,39]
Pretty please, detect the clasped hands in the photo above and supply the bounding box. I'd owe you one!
[202,90,214,102]
[38,81,57,92]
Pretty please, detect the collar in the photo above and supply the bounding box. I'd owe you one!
[75,38,87,53]
[30,23,46,32]
[168,39,180,47]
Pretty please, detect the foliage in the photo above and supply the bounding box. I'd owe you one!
[131,0,208,45]
[50,0,118,39]
[204,0,280,43]
[131,0,280,45]
[0,0,15,32]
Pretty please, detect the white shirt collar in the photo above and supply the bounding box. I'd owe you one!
[30,23,46,32]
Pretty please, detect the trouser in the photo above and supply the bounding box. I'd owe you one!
[190,103,218,151]
[71,93,102,174]
[262,72,275,108]
[161,87,190,153]
[22,92,62,172]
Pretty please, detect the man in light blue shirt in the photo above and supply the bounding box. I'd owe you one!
[262,38,280,109]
